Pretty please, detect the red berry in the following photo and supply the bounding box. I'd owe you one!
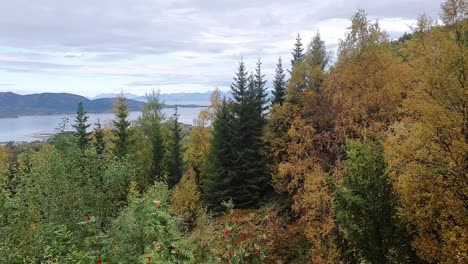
[224,228,230,237]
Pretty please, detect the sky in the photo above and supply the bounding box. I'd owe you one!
[0,0,442,97]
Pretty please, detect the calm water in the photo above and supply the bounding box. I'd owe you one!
[0,107,205,142]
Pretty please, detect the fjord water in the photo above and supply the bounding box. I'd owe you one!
[0,107,205,142]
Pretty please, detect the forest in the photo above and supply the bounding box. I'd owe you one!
[0,1,466,263]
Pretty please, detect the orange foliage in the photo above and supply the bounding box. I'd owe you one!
[385,5,468,262]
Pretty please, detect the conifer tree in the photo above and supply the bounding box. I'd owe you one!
[166,105,183,189]
[254,58,269,116]
[230,59,249,103]
[306,31,329,91]
[138,91,166,183]
[202,61,271,209]
[94,119,105,156]
[306,31,329,71]
[112,96,131,158]
[72,102,91,150]
[291,33,304,68]
[201,99,236,210]
[271,57,287,105]
[334,140,414,263]
[230,60,270,208]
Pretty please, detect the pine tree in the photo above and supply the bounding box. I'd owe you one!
[138,91,166,183]
[291,33,304,68]
[271,57,287,105]
[72,102,91,150]
[112,96,131,158]
[94,119,105,156]
[166,105,183,189]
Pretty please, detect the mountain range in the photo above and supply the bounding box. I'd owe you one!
[91,91,230,105]
[0,92,204,118]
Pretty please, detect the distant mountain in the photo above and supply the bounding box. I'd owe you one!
[92,92,139,100]
[92,91,232,105]
[0,92,204,118]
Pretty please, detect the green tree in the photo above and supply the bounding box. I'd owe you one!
[166,105,184,189]
[230,60,270,208]
[112,96,131,158]
[287,32,330,104]
[201,99,236,211]
[291,33,304,68]
[72,102,91,150]
[108,182,190,263]
[271,57,287,105]
[305,31,329,91]
[94,119,105,156]
[254,59,269,115]
[137,91,166,184]
[334,140,413,263]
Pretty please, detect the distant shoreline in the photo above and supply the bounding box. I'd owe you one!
[0,105,207,119]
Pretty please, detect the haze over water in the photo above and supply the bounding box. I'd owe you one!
[0,107,204,142]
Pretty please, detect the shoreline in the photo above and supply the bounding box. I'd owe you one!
[0,105,207,119]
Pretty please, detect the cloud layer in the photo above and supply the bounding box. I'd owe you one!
[0,0,442,96]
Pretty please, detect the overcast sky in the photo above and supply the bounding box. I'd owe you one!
[0,0,442,97]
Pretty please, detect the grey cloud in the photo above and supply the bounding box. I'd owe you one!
[0,0,439,55]
[0,59,77,73]
[0,0,442,94]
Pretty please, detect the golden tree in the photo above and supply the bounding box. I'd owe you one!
[385,1,467,262]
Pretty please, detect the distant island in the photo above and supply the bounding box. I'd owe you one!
[0,92,206,118]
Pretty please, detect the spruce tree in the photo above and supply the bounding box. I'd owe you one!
[138,91,166,183]
[94,119,105,156]
[271,57,286,105]
[166,105,183,189]
[254,58,269,116]
[201,99,236,211]
[202,61,271,209]
[72,102,91,150]
[112,96,131,158]
[306,31,329,71]
[230,60,270,208]
[306,31,329,91]
[230,59,249,103]
[291,33,304,68]
[333,140,413,263]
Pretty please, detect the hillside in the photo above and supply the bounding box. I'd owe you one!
[0,92,203,117]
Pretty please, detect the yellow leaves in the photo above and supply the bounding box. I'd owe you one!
[185,88,222,172]
[384,8,468,261]
[272,114,339,262]
[324,12,412,142]
[170,167,201,225]
[0,146,7,173]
